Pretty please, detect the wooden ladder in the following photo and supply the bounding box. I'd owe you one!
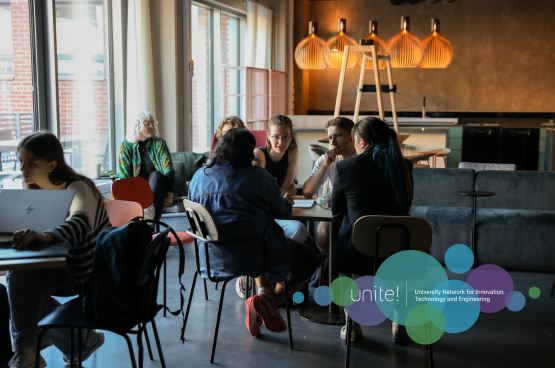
[333,40,399,133]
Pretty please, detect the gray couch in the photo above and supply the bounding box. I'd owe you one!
[410,168,555,272]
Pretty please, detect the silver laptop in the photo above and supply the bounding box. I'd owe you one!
[0,189,75,238]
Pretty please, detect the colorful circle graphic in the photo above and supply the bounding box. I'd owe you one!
[505,291,525,312]
[444,244,474,274]
[405,304,445,345]
[293,292,305,304]
[466,264,514,313]
[329,277,359,307]
[427,280,480,333]
[314,286,333,306]
[344,276,391,326]
[528,287,540,299]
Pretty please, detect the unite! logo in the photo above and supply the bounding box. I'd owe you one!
[26,205,34,215]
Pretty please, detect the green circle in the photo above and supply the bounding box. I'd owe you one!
[529,287,540,299]
[329,277,359,307]
[405,305,445,345]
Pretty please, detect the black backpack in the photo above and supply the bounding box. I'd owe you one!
[82,219,185,329]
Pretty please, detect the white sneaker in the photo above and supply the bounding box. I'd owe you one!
[235,276,252,299]
[8,349,46,368]
[143,205,156,220]
[62,330,105,364]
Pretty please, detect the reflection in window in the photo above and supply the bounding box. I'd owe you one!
[0,3,14,78]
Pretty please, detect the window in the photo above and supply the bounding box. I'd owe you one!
[55,0,113,177]
[0,0,35,179]
[191,3,245,153]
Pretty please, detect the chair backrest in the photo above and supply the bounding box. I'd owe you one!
[352,215,432,260]
[458,162,516,171]
[111,177,154,209]
[250,130,268,148]
[106,199,144,227]
[308,144,327,162]
[183,199,219,240]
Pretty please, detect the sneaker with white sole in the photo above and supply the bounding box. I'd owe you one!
[235,276,252,299]
[62,330,105,364]
[7,349,46,368]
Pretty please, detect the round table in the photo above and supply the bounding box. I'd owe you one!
[457,190,496,266]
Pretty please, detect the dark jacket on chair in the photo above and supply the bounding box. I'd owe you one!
[331,150,414,274]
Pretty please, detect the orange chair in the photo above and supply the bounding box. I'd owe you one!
[105,199,143,227]
[111,177,197,316]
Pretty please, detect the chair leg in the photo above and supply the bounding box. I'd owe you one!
[78,328,82,368]
[151,319,166,368]
[121,333,138,368]
[429,343,434,368]
[345,316,352,368]
[180,270,199,340]
[550,276,555,298]
[137,326,144,368]
[163,260,167,317]
[318,255,325,287]
[204,279,209,301]
[245,276,250,299]
[143,324,154,360]
[284,280,293,350]
[70,327,75,368]
[215,282,219,290]
[210,279,229,363]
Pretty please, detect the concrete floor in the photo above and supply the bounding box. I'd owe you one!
[35,215,554,368]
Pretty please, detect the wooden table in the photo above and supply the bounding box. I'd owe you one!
[282,199,344,325]
[0,236,68,275]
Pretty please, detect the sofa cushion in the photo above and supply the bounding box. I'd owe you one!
[410,206,472,264]
[413,168,475,208]
[475,171,555,211]
[171,152,209,196]
[476,208,555,272]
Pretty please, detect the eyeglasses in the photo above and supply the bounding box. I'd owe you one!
[143,121,155,127]
[270,135,292,142]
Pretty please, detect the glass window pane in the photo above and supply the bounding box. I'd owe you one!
[191,4,212,153]
[55,0,112,178]
[0,1,35,182]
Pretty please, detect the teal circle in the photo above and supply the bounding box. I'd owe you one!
[314,286,333,306]
[529,287,540,299]
[445,244,474,274]
[505,291,525,312]
[427,280,480,333]
[292,292,305,304]
[375,250,448,325]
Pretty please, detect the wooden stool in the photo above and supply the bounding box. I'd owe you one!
[417,148,451,168]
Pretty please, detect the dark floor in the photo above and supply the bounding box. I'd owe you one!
[32,215,555,367]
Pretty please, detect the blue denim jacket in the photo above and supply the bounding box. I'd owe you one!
[188,162,292,282]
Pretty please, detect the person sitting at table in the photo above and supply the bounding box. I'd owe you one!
[118,111,175,220]
[7,131,110,368]
[209,116,246,158]
[302,116,356,254]
[331,117,414,344]
[188,129,319,336]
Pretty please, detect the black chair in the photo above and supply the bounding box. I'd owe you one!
[34,221,178,368]
[180,200,293,363]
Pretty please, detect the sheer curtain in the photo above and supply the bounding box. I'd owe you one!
[245,1,272,69]
[126,0,156,125]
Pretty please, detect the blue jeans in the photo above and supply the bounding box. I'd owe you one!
[275,219,309,244]
[6,268,89,356]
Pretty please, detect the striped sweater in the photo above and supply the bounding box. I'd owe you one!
[43,180,111,283]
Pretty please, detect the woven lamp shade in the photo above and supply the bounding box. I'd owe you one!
[419,19,453,68]
[295,21,327,69]
[323,19,360,68]
[386,16,423,68]
[360,21,388,69]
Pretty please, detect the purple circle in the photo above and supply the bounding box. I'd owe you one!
[466,264,514,313]
[345,276,390,326]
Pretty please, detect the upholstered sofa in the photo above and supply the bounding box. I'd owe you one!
[170,151,208,197]
[410,168,555,272]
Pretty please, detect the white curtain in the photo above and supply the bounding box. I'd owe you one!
[126,0,156,130]
[245,1,273,69]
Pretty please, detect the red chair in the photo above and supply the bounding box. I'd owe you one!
[111,177,196,316]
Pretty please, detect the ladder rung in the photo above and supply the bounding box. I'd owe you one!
[360,85,397,93]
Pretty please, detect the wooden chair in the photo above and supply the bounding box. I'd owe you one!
[308,144,327,169]
[406,153,435,167]
[344,215,434,368]
[418,148,451,168]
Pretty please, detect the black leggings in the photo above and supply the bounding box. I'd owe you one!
[147,171,168,220]
[287,239,319,285]
[0,284,13,364]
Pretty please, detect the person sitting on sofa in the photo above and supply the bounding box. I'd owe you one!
[331,117,414,344]
[302,116,356,254]
[188,129,318,336]
[209,116,246,158]
[117,111,175,220]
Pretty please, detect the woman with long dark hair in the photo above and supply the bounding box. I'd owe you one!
[7,131,109,368]
[189,129,318,337]
[331,117,414,344]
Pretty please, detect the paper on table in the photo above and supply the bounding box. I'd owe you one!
[293,199,315,208]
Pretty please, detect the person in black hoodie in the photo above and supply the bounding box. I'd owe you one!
[331,117,414,344]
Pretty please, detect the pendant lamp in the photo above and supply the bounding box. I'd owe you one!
[295,21,327,69]
[360,21,388,69]
[386,16,423,68]
[323,19,359,68]
[419,19,454,68]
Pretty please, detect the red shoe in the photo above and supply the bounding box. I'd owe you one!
[245,296,263,336]
[253,293,287,333]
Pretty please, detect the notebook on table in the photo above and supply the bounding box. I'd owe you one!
[293,199,316,209]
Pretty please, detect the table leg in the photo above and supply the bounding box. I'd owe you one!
[472,196,477,266]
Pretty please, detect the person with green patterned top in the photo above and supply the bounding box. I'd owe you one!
[117,111,175,220]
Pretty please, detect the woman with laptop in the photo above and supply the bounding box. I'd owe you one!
[7,131,109,368]
[331,117,414,344]
[117,111,175,220]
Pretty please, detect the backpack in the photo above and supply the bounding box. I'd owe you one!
[82,218,185,329]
